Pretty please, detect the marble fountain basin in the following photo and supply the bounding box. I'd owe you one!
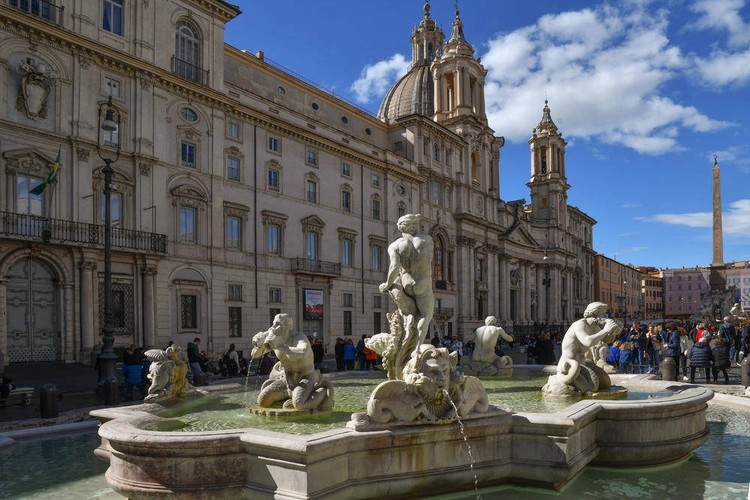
[91,377,712,499]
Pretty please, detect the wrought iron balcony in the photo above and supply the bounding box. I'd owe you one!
[9,0,63,24]
[290,258,341,277]
[434,307,454,318]
[1,211,167,254]
[171,56,209,85]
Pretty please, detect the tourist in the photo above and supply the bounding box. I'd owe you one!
[343,338,357,370]
[645,325,662,374]
[431,335,441,348]
[356,334,368,370]
[606,340,621,371]
[334,338,345,371]
[662,322,681,378]
[0,373,15,405]
[537,330,556,365]
[739,321,750,366]
[689,337,713,384]
[311,338,325,369]
[379,214,435,354]
[718,316,738,363]
[121,353,143,401]
[450,337,463,361]
[618,341,634,374]
[364,344,378,370]
[628,321,647,373]
[257,352,275,376]
[711,337,731,384]
[238,354,249,376]
[679,326,694,380]
[220,344,240,377]
[187,337,204,383]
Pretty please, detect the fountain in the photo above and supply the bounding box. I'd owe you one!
[90,215,714,499]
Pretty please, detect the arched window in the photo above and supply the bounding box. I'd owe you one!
[175,20,202,82]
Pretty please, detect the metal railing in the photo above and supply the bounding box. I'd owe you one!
[1,211,167,253]
[290,258,341,276]
[171,56,209,85]
[9,0,63,24]
[434,307,454,318]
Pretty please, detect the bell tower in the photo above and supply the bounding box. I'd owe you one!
[411,2,444,68]
[528,100,570,226]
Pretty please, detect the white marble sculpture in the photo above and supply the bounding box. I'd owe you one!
[250,313,333,413]
[542,302,624,397]
[350,344,491,429]
[590,341,617,374]
[144,345,190,402]
[460,316,515,376]
[377,214,435,380]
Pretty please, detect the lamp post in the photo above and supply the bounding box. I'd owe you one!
[543,253,550,327]
[96,96,121,402]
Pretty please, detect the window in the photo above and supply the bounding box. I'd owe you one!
[342,239,353,267]
[228,307,242,338]
[306,231,319,260]
[227,156,240,181]
[228,284,243,301]
[423,139,429,156]
[422,183,428,200]
[180,108,198,122]
[434,237,444,280]
[175,21,201,82]
[432,181,441,206]
[101,191,122,228]
[306,149,318,166]
[267,224,280,255]
[371,173,380,187]
[277,86,286,95]
[103,0,123,36]
[372,198,381,220]
[398,203,406,218]
[342,190,351,212]
[181,142,196,168]
[268,168,279,191]
[179,206,196,243]
[476,257,485,282]
[17,175,45,216]
[269,287,282,303]
[227,122,240,140]
[343,292,353,308]
[268,135,280,153]
[372,245,382,271]
[433,143,440,162]
[306,180,318,203]
[226,216,241,250]
[374,295,382,309]
[344,310,353,336]
[373,311,381,334]
[341,162,351,177]
[180,294,197,329]
[341,116,349,124]
[445,186,452,209]
[105,77,121,97]
[446,148,452,167]
[394,141,403,155]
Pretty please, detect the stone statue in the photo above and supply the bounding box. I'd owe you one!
[144,345,190,401]
[378,214,435,379]
[460,316,515,376]
[542,302,624,397]
[350,345,492,429]
[250,313,334,412]
[590,341,617,374]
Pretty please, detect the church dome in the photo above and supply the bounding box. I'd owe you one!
[377,64,434,124]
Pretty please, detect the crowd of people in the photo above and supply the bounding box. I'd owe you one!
[600,317,750,383]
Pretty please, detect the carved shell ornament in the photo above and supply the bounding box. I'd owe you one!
[17,61,57,121]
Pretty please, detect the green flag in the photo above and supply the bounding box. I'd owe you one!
[30,146,60,196]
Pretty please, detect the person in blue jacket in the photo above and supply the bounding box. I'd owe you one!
[689,336,713,384]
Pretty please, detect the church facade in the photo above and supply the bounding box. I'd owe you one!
[0,1,594,366]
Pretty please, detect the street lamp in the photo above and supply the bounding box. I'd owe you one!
[96,95,121,403]
[542,253,550,327]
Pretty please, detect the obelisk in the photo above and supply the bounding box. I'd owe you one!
[709,156,727,291]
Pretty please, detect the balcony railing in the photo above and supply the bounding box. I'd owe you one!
[434,307,454,318]
[171,56,209,85]
[1,211,167,254]
[290,258,341,277]
[9,0,63,24]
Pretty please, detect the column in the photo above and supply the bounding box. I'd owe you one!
[523,262,531,323]
[455,69,463,109]
[80,261,97,363]
[142,266,157,348]
[517,262,526,326]
[499,256,509,321]
[433,73,442,116]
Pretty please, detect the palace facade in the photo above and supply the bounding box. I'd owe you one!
[0,1,595,366]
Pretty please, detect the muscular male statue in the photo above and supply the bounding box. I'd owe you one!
[472,316,514,363]
[251,313,333,411]
[379,214,435,355]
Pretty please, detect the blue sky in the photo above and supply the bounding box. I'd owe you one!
[226,0,750,270]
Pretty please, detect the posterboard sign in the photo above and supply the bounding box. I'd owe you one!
[304,289,324,320]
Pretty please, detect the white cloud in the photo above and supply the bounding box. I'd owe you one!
[694,48,750,86]
[479,3,733,154]
[690,0,750,47]
[642,199,750,237]
[349,54,409,104]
